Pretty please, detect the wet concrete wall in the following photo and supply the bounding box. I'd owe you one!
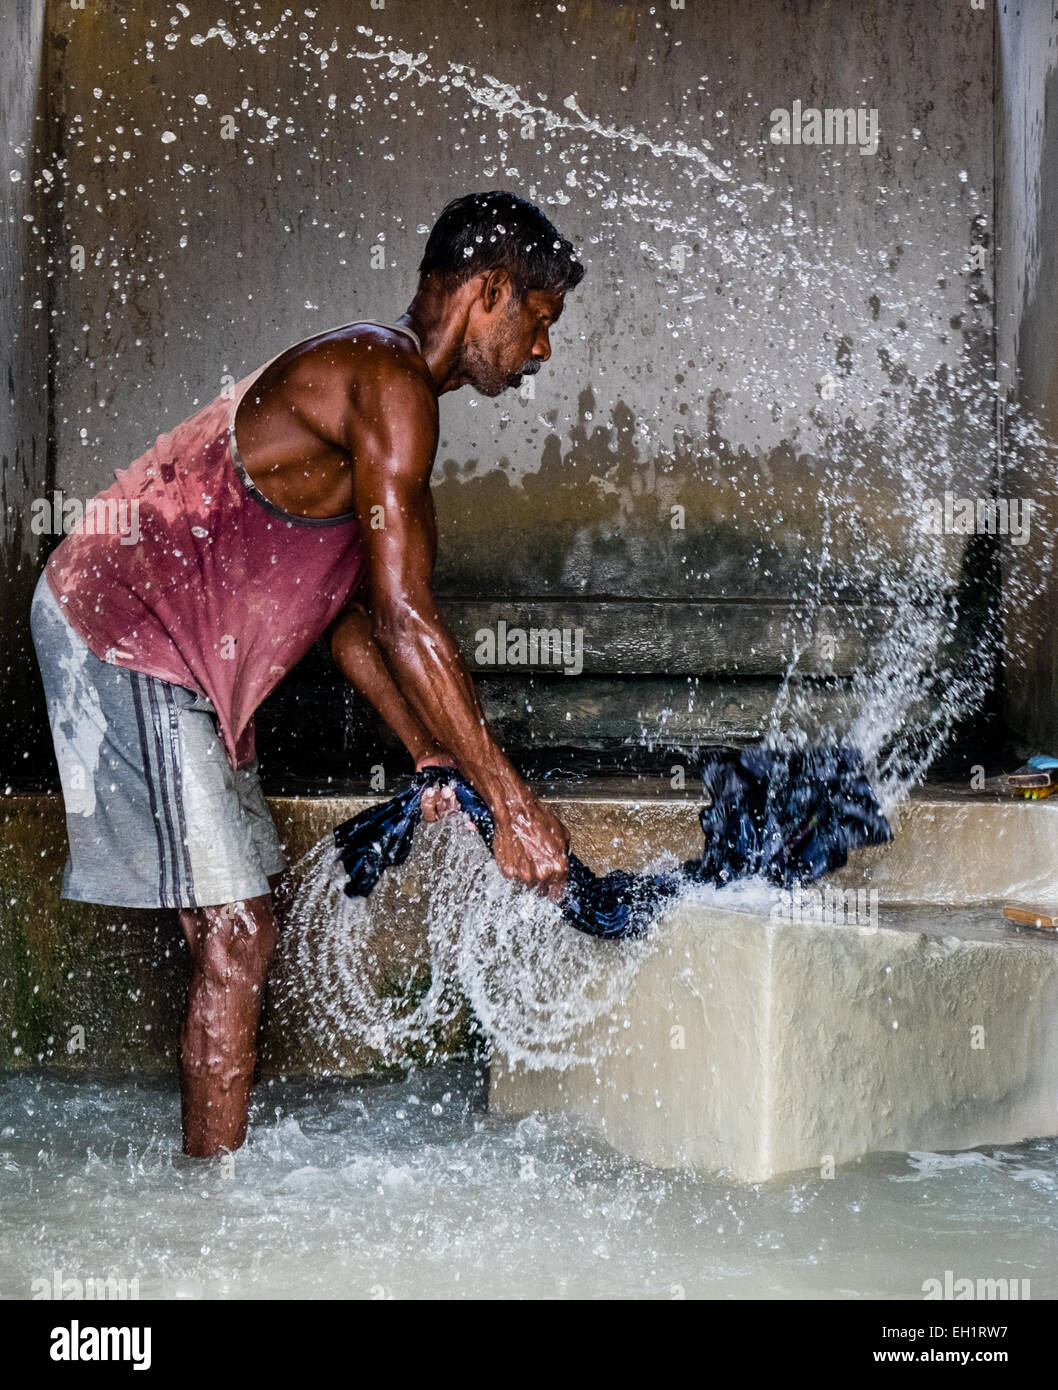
[5,1,996,779]
[998,3,1058,753]
[1,0,50,772]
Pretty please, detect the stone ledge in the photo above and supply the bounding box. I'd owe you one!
[489,900,1058,1182]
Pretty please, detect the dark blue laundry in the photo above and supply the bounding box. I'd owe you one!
[332,746,892,942]
[689,744,893,888]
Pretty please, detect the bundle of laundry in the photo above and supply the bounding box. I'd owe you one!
[332,745,892,942]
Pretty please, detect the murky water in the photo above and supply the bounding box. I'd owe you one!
[1,1067,1053,1301]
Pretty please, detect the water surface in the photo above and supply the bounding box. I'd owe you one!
[1,1067,1053,1300]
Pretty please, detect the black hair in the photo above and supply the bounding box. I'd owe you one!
[418,190,585,298]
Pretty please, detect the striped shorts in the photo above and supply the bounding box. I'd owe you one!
[30,572,287,910]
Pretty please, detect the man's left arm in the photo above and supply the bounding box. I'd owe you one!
[329,595,460,819]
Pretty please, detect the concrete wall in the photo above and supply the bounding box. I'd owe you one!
[1,0,51,773]
[4,1,997,778]
[998,3,1058,751]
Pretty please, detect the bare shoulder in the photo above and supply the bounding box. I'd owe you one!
[252,321,436,461]
[330,327,438,469]
[302,325,434,416]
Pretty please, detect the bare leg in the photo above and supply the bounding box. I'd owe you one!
[177,872,284,1158]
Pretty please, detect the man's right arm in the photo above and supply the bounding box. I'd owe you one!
[345,351,569,898]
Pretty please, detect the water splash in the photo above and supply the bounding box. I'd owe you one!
[56,12,1056,806]
[202,17,1058,1061]
[273,820,665,1072]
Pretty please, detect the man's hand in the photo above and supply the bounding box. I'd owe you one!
[417,755,569,899]
[417,751,461,823]
[492,795,570,901]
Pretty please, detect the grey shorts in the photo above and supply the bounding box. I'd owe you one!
[30,572,287,910]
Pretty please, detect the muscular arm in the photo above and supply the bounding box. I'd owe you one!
[344,352,568,895]
[330,592,461,821]
[330,593,442,767]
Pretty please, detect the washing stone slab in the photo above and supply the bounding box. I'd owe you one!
[833,785,1058,904]
[488,899,1058,1183]
[268,779,1058,896]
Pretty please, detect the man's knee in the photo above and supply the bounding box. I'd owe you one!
[191,898,277,993]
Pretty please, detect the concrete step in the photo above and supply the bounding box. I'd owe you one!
[485,784,1058,1181]
[489,900,1058,1182]
[272,778,1058,899]
[834,786,1058,904]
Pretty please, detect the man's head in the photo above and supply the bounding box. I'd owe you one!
[418,190,585,396]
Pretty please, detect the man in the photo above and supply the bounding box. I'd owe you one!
[31,190,585,1157]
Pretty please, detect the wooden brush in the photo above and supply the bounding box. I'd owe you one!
[1003,904,1058,929]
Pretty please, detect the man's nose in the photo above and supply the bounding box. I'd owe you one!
[532,330,551,363]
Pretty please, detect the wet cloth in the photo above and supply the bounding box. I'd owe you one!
[43,319,420,771]
[333,746,892,941]
[31,571,287,909]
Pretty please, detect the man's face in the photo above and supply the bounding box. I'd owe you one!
[460,284,565,397]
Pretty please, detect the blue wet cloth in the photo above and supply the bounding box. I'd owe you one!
[333,746,892,941]
[690,744,893,888]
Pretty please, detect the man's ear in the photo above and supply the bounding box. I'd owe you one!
[480,267,513,314]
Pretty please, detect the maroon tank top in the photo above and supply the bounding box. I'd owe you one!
[45,320,421,769]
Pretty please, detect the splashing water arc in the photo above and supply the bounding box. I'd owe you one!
[274,828,662,1074]
[149,17,1058,1062]
[115,12,1058,800]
